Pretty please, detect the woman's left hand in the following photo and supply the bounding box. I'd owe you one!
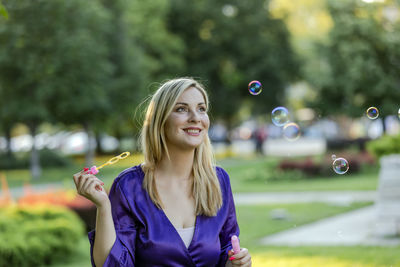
[228,247,252,266]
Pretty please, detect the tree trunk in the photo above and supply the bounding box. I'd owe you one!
[29,124,41,179]
[5,126,13,158]
[84,122,95,167]
[95,131,103,155]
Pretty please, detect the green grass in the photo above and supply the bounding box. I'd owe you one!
[47,202,400,267]
[218,156,379,192]
[251,246,400,267]
[2,154,379,192]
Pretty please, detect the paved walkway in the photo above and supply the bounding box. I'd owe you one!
[259,205,400,247]
[233,192,400,247]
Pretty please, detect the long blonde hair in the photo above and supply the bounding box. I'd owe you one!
[140,78,222,216]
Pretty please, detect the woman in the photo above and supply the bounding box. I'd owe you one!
[73,78,252,266]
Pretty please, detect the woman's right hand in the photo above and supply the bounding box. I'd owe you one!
[73,170,109,208]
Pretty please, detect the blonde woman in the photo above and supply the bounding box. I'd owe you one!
[73,78,252,266]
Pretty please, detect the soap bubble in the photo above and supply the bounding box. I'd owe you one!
[332,157,349,175]
[398,108,400,120]
[283,122,301,141]
[366,107,379,120]
[248,80,262,95]
[271,107,290,126]
[331,154,336,161]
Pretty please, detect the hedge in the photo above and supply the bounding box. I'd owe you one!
[0,204,85,267]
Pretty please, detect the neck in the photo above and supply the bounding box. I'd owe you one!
[157,147,195,181]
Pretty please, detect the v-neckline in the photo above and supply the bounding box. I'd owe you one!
[159,206,199,251]
[137,164,199,252]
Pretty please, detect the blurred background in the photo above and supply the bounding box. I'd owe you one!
[1,0,400,266]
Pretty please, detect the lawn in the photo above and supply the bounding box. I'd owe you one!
[46,202,400,267]
[2,154,379,192]
[4,154,394,267]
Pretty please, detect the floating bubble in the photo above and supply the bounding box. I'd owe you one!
[283,122,301,141]
[398,108,400,120]
[271,106,290,126]
[366,107,379,120]
[332,157,349,175]
[248,80,262,95]
[331,154,336,161]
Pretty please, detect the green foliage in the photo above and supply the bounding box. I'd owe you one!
[0,2,7,19]
[0,149,72,170]
[367,134,400,159]
[0,205,84,267]
[308,0,400,118]
[241,161,306,183]
[167,0,299,123]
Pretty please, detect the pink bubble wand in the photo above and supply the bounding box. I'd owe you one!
[231,235,240,254]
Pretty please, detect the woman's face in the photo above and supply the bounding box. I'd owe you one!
[164,87,210,151]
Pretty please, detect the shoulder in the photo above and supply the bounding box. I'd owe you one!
[215,166,231,190]
[111,164,145,193]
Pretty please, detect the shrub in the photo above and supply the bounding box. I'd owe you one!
[0,205,84,266]
[243,161,306,183]
[18,189,97,232]
[367,134,400,159]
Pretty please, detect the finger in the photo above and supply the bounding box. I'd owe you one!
[231,254,250,266]
[80,174,96,191]
[231,248,249,264]
[238,254,251,266]
[231,251,246,261]
[73,170,85,186]
[86,176,104,188]
[85,179,104,194]
[78,174,93,191]
[83,176,104,192]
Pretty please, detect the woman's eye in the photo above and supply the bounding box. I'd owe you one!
[176,107,187,112]
[199,107,207,112]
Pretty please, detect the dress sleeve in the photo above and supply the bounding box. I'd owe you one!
[217,168,240,266]
[88,178,137,267]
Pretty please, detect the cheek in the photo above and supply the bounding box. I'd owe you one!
[202,115,210,130]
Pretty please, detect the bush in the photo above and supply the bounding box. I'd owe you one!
[0,149,72,170]
[279,153,370,178]
[18,189,97,232]
[367,134,400,159]
[242,161,306,183]
[0,205,85,266]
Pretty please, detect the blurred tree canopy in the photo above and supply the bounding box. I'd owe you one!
[308,0,400,120]
[0,0,113,175]
[167,0,299,125]
[0,2,7,19]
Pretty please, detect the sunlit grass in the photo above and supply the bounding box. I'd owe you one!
[250,246,400,267]
[252,255,384,267]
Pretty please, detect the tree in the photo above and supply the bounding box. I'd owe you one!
[166,0,299,127]
[0,0,112,176]
[309,0,400,124]
[0,2,7,19]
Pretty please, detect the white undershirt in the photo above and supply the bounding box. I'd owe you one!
[176,226,195,248]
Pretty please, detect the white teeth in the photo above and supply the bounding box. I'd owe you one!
[186,129,200,133]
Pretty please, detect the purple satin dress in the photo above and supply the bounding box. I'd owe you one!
[88,165,240,267]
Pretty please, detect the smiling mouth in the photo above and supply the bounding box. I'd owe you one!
[184,129,201,135]
[185,129,200,133]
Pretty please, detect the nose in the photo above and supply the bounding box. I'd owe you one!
[189,110,201,122]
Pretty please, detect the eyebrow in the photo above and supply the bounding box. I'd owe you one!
[175,102,206,106]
